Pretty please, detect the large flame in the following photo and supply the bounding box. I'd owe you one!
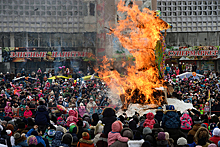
[98,1,170,108]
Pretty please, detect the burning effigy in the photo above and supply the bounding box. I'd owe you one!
[98,1,171,110]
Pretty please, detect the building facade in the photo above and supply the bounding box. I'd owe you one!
[0,0,117,74]
[158,0,220,72]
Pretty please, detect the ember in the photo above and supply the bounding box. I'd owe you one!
[97,1,171,110]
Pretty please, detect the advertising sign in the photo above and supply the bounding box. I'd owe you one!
[168,50,218,57]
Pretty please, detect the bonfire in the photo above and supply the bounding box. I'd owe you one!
[98,1,171,110]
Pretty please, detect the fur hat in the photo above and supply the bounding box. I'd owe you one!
[165,132,169,140]
[27,135,38,145]
[157,132,165,140]
[213,128,220,136]
[143,127,152,135]
[177,137,187,145]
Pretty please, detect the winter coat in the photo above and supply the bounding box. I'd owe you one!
[162,110,180,129]
[155,110,163,126]
[35,107,50,126]
[92,123,104,145]
[67,110,78,127]
[14,135,28,147]
[4,102,12,116]
[194,127,210,146]
[0,112,5,120]
[108,121,129,146]
[143,112,156,129]
[188,124,201,140]
[23,110,32,118]
[26,128,46,147]
[51,131,64,147]
[96,133,108,147]
[102,107,117,137]
[57,117,67,127]
[77,132,95,147]
[110,128,133,147]
[86,101,97,114]
[19,108,25,119]
[164,128,186,145]
[156,140,169,147]
[209,136,220,145]
[12,106,19,116]
[180,112,193,130]
[78,106,86,117]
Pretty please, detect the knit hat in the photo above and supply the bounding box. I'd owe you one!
[69,124,78,134]
[208,144,217,147]
[157,132,165,140]
[82,132,90,140]
[8,120,15,126]
[27,135,38,145]
[47,129,56,137]
[165,132,169,140]
[6,130,12,136]
[168,105,175,110]
[112,121,123,132]
[213,128,220,136]
[143,127,152,135]
[177,137,187,145]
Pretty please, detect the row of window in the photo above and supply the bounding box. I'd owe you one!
[158,1,218,6]
[158,6,218,11]
[1,5,83,10]
[0,32,96,48]
[161,11,218,16]
[3,0,82,5]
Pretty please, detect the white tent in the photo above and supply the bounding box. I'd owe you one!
[176,72,205,80]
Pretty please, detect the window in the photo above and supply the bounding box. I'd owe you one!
[51,34,61,46]
[28,33,38,47]
[90,3,95,16]
[15,33,26,47]
[0,33,10,47]
[39,34,50,47]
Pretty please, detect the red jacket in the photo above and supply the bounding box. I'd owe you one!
[143,112,155,129]
[209,136,220,145]
[24,110,33,118]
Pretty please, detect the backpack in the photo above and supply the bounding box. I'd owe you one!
[180,113,192,130]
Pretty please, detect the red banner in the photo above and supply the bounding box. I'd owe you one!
[168,50,218,56]
[9,51,88,58]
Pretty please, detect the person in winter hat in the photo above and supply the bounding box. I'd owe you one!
[143,112,155,129]
[152,123,164,138]
[67,110,78,127]
[91,123,104,145]
[4,102,13,117]
[162,105,181,129]
[13,132,28,147]
[177,137,188,147]
[35,103,50,126]
[156,132,169,147]
[43,129,56,147]
[209,128,220,145]
[27,135,38,145]
[68,124,79,146]
[60,133,73,147]
[155,107,163,126]
[26,125,46,147]
[77,132,95,147]
[194,127,210,147]
[57,116,67,127]
[102,107,117,136]
[91,113,99,126]
[110,127,133,147]
[19,106,25,119]
[24,106,33,118]
[188,123,201,141]
[51,131,64,147]
[142,127,154,147]
[108,120,129,146]
[78,103,86,117]
[165,132,174,147]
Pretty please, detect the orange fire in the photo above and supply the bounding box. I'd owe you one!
[97,1,170,108]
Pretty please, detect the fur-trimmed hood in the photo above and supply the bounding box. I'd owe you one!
[15,135,27,144]
[79,138,93,144]
[164,110,177,114]
[94,123,104,135]
[194,127,210,144]
[101,107,116,117]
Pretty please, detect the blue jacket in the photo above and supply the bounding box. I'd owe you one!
[51,131,64,147]
[162,110,180,129]
[188,142,196,147]
[26,128,46,147]
[35,107,50,126]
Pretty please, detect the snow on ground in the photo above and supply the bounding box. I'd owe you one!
[117,98,194,117]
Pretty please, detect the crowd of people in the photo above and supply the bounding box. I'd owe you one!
[0,67,220,147]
